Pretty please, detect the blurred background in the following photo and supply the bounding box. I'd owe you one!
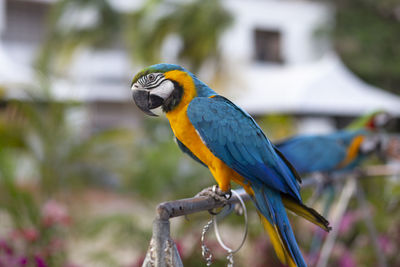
[0,0,400,266]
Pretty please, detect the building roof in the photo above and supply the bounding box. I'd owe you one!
[2,0,400,118]
[232,54,400,116]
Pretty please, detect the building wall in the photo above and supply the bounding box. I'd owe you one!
[1,0,397,134]
[221,0,332,66]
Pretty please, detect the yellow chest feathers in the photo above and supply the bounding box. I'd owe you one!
[164,70,216,168]
[163,70,246,191]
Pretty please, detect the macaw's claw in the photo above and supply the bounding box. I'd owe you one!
[195,185,232,204]
[195,186,232,215]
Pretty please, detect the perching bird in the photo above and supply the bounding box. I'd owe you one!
[275,112,390,175]
[275,112,390,262]
[131,64,330,267]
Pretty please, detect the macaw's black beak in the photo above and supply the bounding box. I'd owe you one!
[132,89,164,117]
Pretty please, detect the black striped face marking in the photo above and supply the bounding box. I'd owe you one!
[137,73,165,90]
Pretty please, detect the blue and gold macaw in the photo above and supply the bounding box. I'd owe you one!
[131,64,330,267]
[275,112,389,175]
[275,112,390,260]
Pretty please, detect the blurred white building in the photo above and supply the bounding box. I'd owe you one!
[0,0,399,132]
[219,0,400,132]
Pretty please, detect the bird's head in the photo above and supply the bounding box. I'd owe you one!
[131,63,215,116]
[347,110,393,131]
[365,111,392,131]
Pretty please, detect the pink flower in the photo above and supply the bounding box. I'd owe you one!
[339,212,360,235]
[338,251,356,267]
[9,228,39,242]
[0,239,14,255]
[378,235,395,255]
[34,255,48,267]
[41,200,70,227]
[44,238,65,256]
[19,257,28,266]
[21,228,39,242]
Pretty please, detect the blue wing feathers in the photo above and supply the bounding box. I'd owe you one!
[276,130,368,174]
[187,95,302,201]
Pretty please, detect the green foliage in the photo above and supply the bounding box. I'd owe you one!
[79,213,151,245]
[86,250,121,267]
[126,0,232,71]
[37,0,232,75]
[0,95,217,265]
[0,112,25,149]
[333,0,400,95]
[0,151,40,229]
[11,100,134,195]
[256,114,297,141]
[122,118,211,200]
[37,0,120,74]
[0,151,69,266]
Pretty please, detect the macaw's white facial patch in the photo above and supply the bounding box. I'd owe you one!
[138,72,165,89]
[375,112,390,127]
[150,79,175,100]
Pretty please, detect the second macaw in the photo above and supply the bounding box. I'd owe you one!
[131,64,330,267]
[275,112,389,174]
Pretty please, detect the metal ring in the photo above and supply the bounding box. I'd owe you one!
[213,189,248,254]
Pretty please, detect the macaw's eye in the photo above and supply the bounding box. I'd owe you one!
[148,74,155,82]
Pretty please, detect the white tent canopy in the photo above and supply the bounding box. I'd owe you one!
[233,54,400,116]
[0,43,34,87]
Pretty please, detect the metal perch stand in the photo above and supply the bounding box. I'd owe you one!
[142,189,251,267]
[142,165,399,267]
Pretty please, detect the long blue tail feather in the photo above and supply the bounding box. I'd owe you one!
[253,185,307,267]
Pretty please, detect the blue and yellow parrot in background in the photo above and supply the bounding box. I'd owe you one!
[275,112,390,175]
[131,64,330,267]
[274,112,391,261]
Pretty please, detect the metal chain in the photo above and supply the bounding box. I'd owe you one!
[201,219,214,266]
[226,250,234,267]
[201,189,248,267]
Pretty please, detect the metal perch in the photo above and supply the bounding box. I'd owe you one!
[142,165,398,267]
[142,189,251,267]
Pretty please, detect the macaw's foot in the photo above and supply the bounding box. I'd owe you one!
[196,185,232,215]
[195,185,232,204]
